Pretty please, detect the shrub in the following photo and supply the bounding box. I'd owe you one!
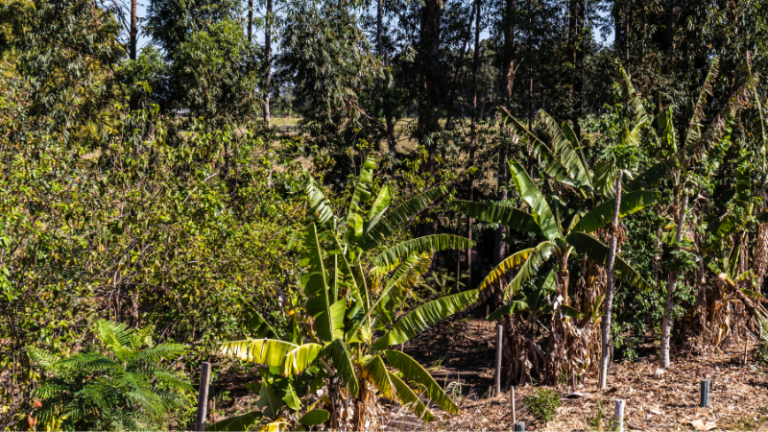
[524,388,561,423]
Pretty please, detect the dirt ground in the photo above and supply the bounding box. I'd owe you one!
[210,316,768,431]
[387,318,768,432]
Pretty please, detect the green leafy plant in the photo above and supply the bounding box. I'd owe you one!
[216,157,475,430]
[524,388,561,423]
[28,320,192,431]
[451,154,655,383]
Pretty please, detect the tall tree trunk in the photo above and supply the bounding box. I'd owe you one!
[661,192,689,368]
[248,0,253,42]
[526,0,533,125]
[574,0,584,133]
[419,0,442,137]
[600,171,622,389]
[494,0,516,270]
[263,0,273,126]
[128,0,138,110]
[467,0,481,287]
[377,0,384,56]
[377,0,397,153]
[613,0,622,55]
[130,0,137,61]
[568,0,577,94]
[501,0,517,103]
[417,0,442,236]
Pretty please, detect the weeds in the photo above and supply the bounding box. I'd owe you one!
[523,388,560,423]
[586,395,607,431]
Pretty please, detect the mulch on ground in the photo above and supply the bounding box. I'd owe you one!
[388,318,768,432]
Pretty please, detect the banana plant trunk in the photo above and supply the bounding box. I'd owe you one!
[599,171,622,389]
[661,192,689,368]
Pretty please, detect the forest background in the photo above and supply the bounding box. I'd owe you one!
[2,0,768,429]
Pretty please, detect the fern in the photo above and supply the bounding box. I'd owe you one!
[29,319,192,431]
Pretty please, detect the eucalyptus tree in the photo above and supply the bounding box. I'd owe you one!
[219,158,475,429]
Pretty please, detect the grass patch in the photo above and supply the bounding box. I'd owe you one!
[524,388,561,423]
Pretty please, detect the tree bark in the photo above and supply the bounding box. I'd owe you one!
[493,0,516,269]
[574,0,584,131]
[526,0,533,125]
[568,0,577,93]
[600,171,622,389]
[377,0,397,153]
[661,192,689,368]
[130,0,137,61]
[500,0,517,103]
[419,0,442,137]
[263,0,273,126]
[377,0,384,56]
[247,0,253,42]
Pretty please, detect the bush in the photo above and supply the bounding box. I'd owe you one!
[524,388,561,423]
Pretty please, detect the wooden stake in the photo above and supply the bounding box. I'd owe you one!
[571,368,576,392]
[614,399,625,432]
[195,362,212,432]
[495,324,503,396]
[511,386,516,423]
[744,334,749,367]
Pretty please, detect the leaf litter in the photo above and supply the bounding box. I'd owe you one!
[381,318,768,431]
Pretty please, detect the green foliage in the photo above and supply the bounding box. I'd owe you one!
[217,159,472,428]
[29,320,192,431]
[169,20,261,118]
[524,388,561,423]
[278,0,381,129]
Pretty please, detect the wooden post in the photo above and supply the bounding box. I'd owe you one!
[700,379,710,408]
[514,421,525,431]
[571,368,576,392]
[744,333,749,367]
[195,362,212,432]
[511,386,516,423]
[495,324,503,396]
[486,304,490,317]
[614,399,625,432]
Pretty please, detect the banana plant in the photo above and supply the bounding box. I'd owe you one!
[452,158,654,306]
[618,58,761,368]
[450,158,654,383]
[216,157,476,430]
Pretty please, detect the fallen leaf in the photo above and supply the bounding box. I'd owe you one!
[689,420,717,431]
[648,408,663,415]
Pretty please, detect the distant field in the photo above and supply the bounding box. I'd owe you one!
[268,117,498,131]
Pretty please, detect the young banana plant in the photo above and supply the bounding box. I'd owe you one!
[217,157,475,430]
